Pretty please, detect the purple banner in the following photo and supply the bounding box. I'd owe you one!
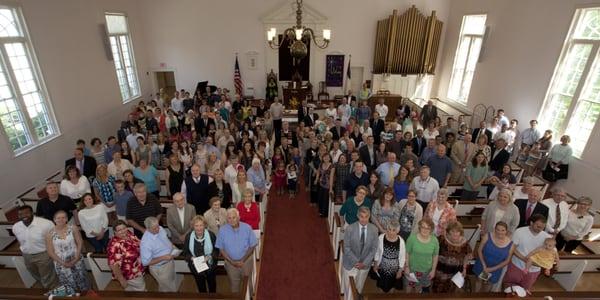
[326,55,344,87]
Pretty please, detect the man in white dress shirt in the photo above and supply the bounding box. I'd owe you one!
[542,188,570,235]
[374,98,388,120]
[12,205,58,289]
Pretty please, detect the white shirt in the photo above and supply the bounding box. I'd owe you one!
[177,206,186,228]
[410,176,440,203]
[432,207,443,229]
[325,108,338,119]
[511,226,550,272]
[171,98,184,114]
[107,159,134,180]
[13,216,54,254]
[423,128,439,140]
[542,198,570,233]
[562,207,594,240]
[375,104,388,119]
[224,165,239,185]
[60,176,91,200]
[126,133,144,150]
[78,204,109,238]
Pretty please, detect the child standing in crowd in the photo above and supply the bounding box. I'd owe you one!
[291,147,302,175]
[113,180,132,221]
[273,160,287,196]
[272,147,284,170]
[287,163,298,198]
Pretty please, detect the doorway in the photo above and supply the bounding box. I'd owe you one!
[154,71,176,99]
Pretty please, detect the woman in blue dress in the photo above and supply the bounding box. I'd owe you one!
[473,221,515,291]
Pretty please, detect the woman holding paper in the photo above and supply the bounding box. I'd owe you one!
[404,218,439,293]
[472,221,514,292]
[432,221,472,292]
[183,215,218,293]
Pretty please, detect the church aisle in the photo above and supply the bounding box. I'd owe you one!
[256,181,340,299]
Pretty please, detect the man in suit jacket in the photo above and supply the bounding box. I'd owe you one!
[342,207,378,293]
[346,90,357,102]
[166,192,196,247]
[411,129,427,157]
[65,148,97,179]
[514,189,548,228]
[359,135,377,172]
[472,121,493,145]
[489,138,510,172]
[303,111,315,128]
[195,112,215,137]
[370,112,385,144]
[450,133,477,183]
[420,100,438,127]
[330,119,347,140]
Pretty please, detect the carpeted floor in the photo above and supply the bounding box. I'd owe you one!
[256,181,340,299]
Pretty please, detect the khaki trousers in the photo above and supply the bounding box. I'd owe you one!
[149,260,177,292]
[125,274,146,291]
[224,258,253,293]
[23,252,58,289]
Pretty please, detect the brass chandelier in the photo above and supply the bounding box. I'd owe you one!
[266,0,331,63]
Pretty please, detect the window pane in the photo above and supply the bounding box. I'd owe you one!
[555,44,592,96]
[105,14,128,35]
[574,8,600,40]
[463,15,487,35]
[565,100,600,156]
[448,36,470,101]
[459,37,483,101]
[107,23,140,102]
[0,8,21,37]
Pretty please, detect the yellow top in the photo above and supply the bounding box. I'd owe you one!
[530,249,556,269]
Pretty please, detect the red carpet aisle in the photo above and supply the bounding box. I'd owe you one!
[256,181,340,299]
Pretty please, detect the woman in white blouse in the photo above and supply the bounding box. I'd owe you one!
[60,165,91,202]
[77,193,108,253]
[423,122,439,140]
[543,134,572,183]
[556,196,594,253]
[231,169,255,205]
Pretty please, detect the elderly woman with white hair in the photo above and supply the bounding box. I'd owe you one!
[247,158,267,202]
[556,196,594,253]
[423,188,457,237]
[481,189,520,234]
[373,219,406,293]
[140,216,178,292]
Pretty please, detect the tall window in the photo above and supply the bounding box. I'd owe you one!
[105,13,140,103]
[0,7,59,154]
[447,14,487,104]
[539,7,600,158]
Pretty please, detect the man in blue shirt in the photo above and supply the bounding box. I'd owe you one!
[343,161,370,200]
[140,216,178,292]
[376,152,401,187]
[426,145,453,187]
[216,208,257,293]
[247,159,267,202]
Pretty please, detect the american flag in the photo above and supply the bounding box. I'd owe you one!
[234,55,243,96]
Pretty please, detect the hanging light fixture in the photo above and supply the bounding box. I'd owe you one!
[266,0,331,63]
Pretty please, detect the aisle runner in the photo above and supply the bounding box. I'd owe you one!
[256,180,340,299]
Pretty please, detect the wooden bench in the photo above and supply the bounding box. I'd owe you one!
[0,277,250,299]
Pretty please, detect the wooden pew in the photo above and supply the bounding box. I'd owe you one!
[0,277,250,299]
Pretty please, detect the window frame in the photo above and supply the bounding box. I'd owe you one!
[538,7,600,158]
[105,12,140,104]
[447,14,487,105]
[0,5,60,156]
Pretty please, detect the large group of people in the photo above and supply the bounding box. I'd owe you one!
[10,86,595,296]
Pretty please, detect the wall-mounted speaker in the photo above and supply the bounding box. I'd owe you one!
[478,25,491,63]
[99,24,113,61]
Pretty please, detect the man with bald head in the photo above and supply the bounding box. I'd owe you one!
[515,189,549,228]
[181,164,214,214]
[166,192,196,247]
[216,208,257,293]
[426,144,453,187]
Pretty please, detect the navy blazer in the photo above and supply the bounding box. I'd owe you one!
[514,199,549,228]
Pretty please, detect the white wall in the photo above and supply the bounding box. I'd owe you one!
[137,0,449,97]
[0,0,151,207]
[435,0,600,201]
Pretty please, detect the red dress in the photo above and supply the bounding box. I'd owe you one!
[273,168,287,189]
[237,202,260,229]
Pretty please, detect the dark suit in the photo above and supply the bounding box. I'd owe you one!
[208,181,232,209]
[421,104,438,127]
[330,126,346,141]
[370,118,385,144]
[65,156,97,179]
[298,106,308,124]
[488,148,510,172]
[359,145,376,172]
[514,199,549,228]
[303,113,315,127]
[195,117,215,137]
[411,136,427,157]
[472,127,493,145]
[346,95,357,102]
[398,104,411,119]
